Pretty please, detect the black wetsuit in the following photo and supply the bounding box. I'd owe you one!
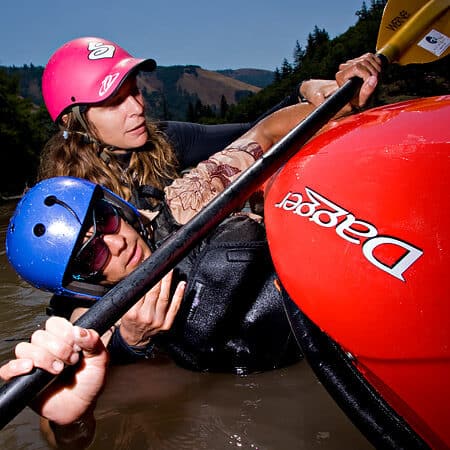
[106,209,303,374]
[152,211,302,374]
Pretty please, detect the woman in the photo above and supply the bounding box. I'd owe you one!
[37,36,356,209]
[38,36,380,213]
[6,175,303,372]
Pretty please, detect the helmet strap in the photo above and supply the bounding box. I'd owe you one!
[99,149,111,164]
[72,106,123,161]
[70,106,115,160]
[72,106,91,135]
[61,106,98,146]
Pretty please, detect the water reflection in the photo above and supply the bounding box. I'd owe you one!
[0,201,372,449]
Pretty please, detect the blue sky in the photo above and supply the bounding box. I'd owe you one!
[2,0,367,71]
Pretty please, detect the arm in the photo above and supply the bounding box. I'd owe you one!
[164,102,316,224]
[249,79,341,125]
[244,53,382,150]
[165,53,381,224]
[242,102,316,152]
[161,80,347,169]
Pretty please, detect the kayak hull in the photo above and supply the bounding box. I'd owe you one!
[265,95,450,449]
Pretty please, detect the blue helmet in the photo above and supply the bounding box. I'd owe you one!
[6,176,148,300]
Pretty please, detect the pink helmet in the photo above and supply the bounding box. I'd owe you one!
[42,37,156,122]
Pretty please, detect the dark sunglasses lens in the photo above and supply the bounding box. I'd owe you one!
[71,200,120,279]
[95,201,120,234]
[77,237,110,276]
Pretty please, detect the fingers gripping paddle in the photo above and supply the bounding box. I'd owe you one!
[0,0,449,430]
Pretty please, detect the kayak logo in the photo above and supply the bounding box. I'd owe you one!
[99,73,120,97]
[87,41,115,60]
[274,187,423,281]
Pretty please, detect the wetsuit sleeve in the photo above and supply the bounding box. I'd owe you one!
[107,326,155,364]
[160,121,251,169]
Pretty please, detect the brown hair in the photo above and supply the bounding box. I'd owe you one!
[38,111,179,202]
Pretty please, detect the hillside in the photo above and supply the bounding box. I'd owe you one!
[137,65,262,120]
[216,68,274,88]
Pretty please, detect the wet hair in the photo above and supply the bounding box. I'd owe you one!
[38,110,180,203]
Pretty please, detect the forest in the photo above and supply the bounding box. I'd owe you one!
[0,0,448,195]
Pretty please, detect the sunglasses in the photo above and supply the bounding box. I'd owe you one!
[71,200,121,280]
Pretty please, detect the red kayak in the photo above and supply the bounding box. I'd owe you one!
[265,95,450,449]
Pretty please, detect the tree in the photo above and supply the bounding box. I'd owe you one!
[0,69,53,194]
[356,1,369,19]
[225,0,447,123]
[220,95,229,118]
[293,40,305,69]
[186,101,196,122]
[281,58,293,79]
[306,26,330,56]
[273,67,281,83]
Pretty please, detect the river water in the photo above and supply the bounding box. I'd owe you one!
[0,200,372,450]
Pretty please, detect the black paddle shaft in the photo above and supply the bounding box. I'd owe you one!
[0,77,362,430]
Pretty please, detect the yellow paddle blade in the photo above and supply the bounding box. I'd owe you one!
[377,0,450,64]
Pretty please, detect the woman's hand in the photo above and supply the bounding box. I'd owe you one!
[300,79,353,116]
[118,270,185,347]
[0,317,108,425]
[335,53,382,108]
[300,79,339,106]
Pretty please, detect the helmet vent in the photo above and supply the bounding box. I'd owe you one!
[33,224,46,237]
[44,195,57,206]
[71,96,76,102]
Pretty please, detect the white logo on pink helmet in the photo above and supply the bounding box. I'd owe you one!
[88,41,116,60]
[99,73,120,97]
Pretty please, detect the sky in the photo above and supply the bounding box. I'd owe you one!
[1,0,367,71]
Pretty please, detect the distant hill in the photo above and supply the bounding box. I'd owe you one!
[1,64,263,122]
[138,65,262,120]
[215,68,274,88]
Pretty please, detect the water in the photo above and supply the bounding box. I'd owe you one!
[0,201,372,449]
